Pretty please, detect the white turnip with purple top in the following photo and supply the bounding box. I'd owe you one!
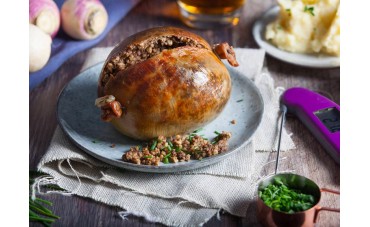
[29,0,60,38]
[61,0,108,40]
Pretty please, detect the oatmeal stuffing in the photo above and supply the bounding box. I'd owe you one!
[122,130,231,166]
[101,35,206,87]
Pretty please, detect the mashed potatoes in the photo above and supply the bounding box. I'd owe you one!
[265,0,340,56]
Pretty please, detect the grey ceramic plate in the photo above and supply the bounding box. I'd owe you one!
[57,62,264,173]
[253,6,340,68]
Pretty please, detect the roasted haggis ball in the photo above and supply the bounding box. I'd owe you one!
[95,26,239,140]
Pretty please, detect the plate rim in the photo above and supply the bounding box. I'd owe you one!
[57,62,264,173]
[252,6,340,69]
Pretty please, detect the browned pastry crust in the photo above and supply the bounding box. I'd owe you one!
[97,26,238,140]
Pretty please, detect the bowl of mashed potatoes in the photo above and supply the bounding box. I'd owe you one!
[253,0,340,68]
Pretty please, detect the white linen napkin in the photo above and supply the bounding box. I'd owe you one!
[36,47,295,226]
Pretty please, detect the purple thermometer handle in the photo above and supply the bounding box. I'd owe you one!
[282,87,340,164]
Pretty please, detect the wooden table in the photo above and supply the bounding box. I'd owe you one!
[29,0,340,226]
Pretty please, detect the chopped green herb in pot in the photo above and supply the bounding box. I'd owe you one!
[259,178,316,213]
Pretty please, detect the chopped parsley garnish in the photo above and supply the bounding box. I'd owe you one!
[167,140,174,149]
[192,128,203,133]
[259,178,316,213]
[236,99,243,102]
[162,157,169,164]
[286,8,292,16]
[150,140,158,151]
[304,6,315,16]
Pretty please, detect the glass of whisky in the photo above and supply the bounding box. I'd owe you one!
[177,0,246,29]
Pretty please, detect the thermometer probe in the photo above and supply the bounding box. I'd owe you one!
[281,87,340,164]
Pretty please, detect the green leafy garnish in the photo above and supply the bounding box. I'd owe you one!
[29,171,62,226]
[304,6,315,16]
[164,152,172,159]
[236,99,243,102]
[259,178,316,213]
[192,128,203,133]
[150,140,158,151]
[166,146,172,152]
[188,134,194,142]
[167,140,174,149]
[286,8,292,16]
[211,131,222,144]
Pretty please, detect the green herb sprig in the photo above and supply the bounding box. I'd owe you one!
[259,178,315,213]
[304,6,315,16]
[211,131,222,144]
[29,171,63,226]
[150,140,158,151]
[286,8,292,16]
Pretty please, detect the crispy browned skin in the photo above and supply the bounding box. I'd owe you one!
[98,27,212,95]
[98,27,233,140]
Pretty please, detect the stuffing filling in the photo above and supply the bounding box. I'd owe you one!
[122,131,231,166]
[101,35,206,87]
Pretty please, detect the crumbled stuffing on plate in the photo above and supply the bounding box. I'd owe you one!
[122,130,231,166]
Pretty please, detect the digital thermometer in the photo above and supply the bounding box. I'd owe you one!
[281,87,340,164]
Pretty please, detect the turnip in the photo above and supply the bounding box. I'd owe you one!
[29,24,52,72]
[29,0,61,38]
[61,0,108,40]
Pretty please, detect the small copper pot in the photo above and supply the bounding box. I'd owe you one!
[256,173,339,227]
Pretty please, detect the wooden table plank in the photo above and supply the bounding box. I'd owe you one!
[30,0,340,226]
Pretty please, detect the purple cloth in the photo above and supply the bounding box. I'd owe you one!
[29,0,141,91]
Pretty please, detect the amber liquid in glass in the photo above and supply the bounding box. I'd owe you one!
[177,0,245,29]
[178,0,245,15]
